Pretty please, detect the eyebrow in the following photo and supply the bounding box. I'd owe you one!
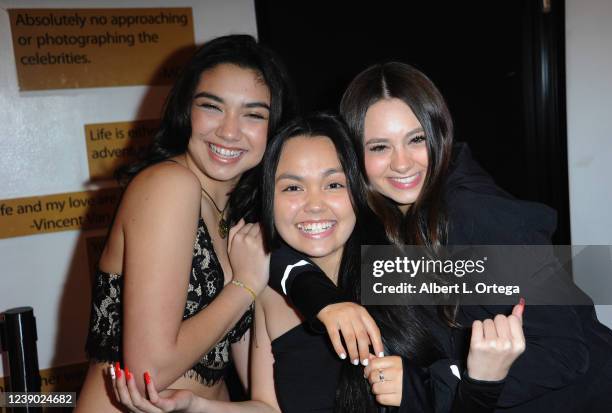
[193,91,270,111]
[275,167,344,183]
[365,127,425,144]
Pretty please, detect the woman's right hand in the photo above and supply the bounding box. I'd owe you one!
[112,365,200,413]
[466,300,526,381]
[228,219,270,296]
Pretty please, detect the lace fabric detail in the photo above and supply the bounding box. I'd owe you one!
[183,218,253,384]
[85,272,122,363]
[85,217,253,385]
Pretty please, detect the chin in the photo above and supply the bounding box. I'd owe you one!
[203,162,254,181]
[381,188,422,206]
[394,195,419,206]
[296,243,336,259]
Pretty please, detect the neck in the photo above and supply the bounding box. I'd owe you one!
[398,203,411,214]
[311,247,344,286]
[183,154,237,210]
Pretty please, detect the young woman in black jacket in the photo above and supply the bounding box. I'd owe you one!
[268,62,612,412]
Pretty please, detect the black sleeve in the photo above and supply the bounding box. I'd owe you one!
[448,190,592,407]
[399,358,504,413]
[451,372,505,413]
[460,304,588,407]
[269,243,346,323]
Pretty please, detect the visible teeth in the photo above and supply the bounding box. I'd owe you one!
[297,222,335,234]
[391,173,419,184]
[210,143,243,158]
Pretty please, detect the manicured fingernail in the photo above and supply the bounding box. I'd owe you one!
[144,371,151,384]
[125,367,132,381]
[362,359,369,366]
[378,352,385,357]
[352,359,359,366]
[339,353,347,360]
[109,365,116,380]
[114,362,122,379]
[519,297,526,306]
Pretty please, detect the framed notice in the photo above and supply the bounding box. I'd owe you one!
[8,8,195,90]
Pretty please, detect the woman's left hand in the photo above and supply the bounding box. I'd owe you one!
[111,365,197,412]
[466,301,526,382]
[318,302,385,366]
[363,355,403,407]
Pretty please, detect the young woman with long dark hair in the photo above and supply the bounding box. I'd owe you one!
[109,114,525,413]
[76,34,295,412]
[268,62,612,411]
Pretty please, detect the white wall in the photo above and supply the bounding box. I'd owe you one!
[566,0,612,328]
[0,0,257,375]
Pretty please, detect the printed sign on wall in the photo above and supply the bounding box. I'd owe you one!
[8,8,195,90]
[85,119,158,180]
[0,188,121,239]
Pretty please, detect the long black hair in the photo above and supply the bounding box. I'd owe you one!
[117,34,297,224]
[260,114,442,412]
[261,113,368,259]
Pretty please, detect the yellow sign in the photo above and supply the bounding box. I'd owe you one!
[85,119,158,180]
[0,362,88,393]
[0,188,121,239]
[8,8,195,90]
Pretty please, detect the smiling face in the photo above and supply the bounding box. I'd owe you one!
[186,63,271,185]
[273,136,356,275]
[363,98,429,212]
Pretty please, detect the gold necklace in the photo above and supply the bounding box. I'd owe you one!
[200,186,229,239]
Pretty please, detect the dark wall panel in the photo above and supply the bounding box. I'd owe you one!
[256,0,569,243]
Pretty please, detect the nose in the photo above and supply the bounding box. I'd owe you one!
[304,188,326,214]
[390,148,413,174]
[216,112,240,141]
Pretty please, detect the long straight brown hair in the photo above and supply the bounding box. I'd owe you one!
[335,62,458,413]
[341,62,459,326]
[340,62,453,248]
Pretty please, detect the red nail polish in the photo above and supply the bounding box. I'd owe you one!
[125,367,132,381]
[519,297,526,307]
[114,362,122,379]
[144,371,151,384]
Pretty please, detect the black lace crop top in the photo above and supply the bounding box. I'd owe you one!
[85,217,253,385]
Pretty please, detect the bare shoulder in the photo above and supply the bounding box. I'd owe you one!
[118,161,201,224]
[130,161,200,193]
